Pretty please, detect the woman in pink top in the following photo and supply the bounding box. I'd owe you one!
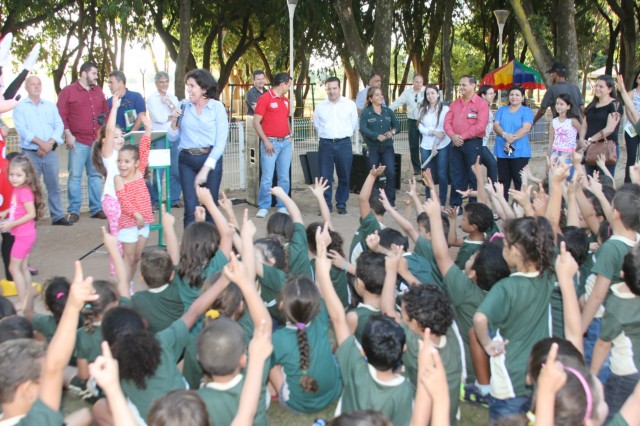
[115,113,154,284]
[0,155,44,311]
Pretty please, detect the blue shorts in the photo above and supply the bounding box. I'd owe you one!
[118,223,150,243]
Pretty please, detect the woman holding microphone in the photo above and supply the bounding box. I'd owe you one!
[168,69,228,227]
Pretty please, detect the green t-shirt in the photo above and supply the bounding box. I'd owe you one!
[401,323,462,424]
[591,235,639,287]
[335,335,414,426]
[173,250,229,308]
[288,223,313,279]
[258,264,287,323]
[349,303,381,343]
[607,411,630,426]
[32,313,57,343]
[454,239,483,270]
[197,364,270,426]
[443,265,485,379]
[132,283,185,334]
[477,272,554,398]
[311,258,350,308]
[599,284,640,376]
[14,398,64,425]
[75,325,103,363]
[403,252,433,285]
[349,211,382,264]
[271,303,342,413]
[120,319,189,419]
[413,236,443,288]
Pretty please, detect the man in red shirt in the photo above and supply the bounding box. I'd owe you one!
[57,61,110,222]
[253,72,292,218]
[444,75,489,207]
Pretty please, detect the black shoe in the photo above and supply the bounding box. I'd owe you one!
[52,217,73,226]
[91,211,107,219]
[337,207,347,215]
[66,213,79,223]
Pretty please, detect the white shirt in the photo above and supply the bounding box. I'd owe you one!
[101,152,119,200]
[389,86,425,120]
[146,91,180,131]
[418,104,451,150]
[313,96,358,139]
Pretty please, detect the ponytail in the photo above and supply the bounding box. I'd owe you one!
[296,324,319,393]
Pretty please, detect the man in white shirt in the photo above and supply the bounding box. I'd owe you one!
[146,71,182,207]
[389,74,425,175]
[314,77,358,214]
[355,73,384,113]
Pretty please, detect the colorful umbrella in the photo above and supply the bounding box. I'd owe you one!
[481,60,546,91]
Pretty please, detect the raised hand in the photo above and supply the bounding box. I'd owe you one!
[196,185,214,206]
[378,188,393,210]
[194,206,206,222]
[537,343,566,395]
[241,209,257,240]
[370,165,386,177]
[89,342,121,394]
[269,186,286,199]
[68,261,98,312]
[223,254,249,286]
[421,168,435,189]
[422,198,441,217]
[555,241,578,283]
[308,177,329,198]
[248,319,273,362]
[160,204,176,228]
[365,230,381,252]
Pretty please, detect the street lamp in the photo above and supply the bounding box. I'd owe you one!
[287,0,298,120]
[494,9,509,106]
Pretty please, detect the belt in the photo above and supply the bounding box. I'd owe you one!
[22,148,39,152]
[182,147,212,155]
[268,135,291,141]
[320,136,351,142]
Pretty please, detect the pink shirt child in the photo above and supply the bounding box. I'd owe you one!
[9,186,36,238]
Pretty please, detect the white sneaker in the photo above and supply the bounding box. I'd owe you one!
[277,207,289,215]
[22,42,40,71]
[256,208,268,218]
[0,33,13,67]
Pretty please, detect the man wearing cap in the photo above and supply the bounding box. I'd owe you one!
[253,72,292,218]
[533,62,584,124]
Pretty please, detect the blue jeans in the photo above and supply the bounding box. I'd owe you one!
[488,395,531,421]
[24,150,64,221]
[67,142,103,215]
[366,144,396,206]
[421,144,451,203]
[624,134,639,183]
[318,137,353,211]
[605,372,640,423]
[449,137,482,206]
[149,139,182,205]
[179,152,223,227]
[585,144,619,177]
[583,317,611,384]
[258,137,292,209]
[480,145,498,183]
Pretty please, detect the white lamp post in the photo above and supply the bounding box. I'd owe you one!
[494,9,509,106]
[287,0,298,119]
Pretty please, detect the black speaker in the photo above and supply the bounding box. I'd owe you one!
[350,153,402,193]
[299,151,321,185]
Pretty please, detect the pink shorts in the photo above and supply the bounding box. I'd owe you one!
[11,233,36,259]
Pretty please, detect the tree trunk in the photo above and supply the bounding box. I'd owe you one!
[342,55,359,99]
[552,0,579,83]
[370,0,394,101]
[419,0,445,82]
[606,0,637,90]
[333,0,373,82]
[174,0,191,100]
[441,0,454,101]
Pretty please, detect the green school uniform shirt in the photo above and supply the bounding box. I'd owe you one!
[288,223,313,279]
[32,313,57,343]
[131,283,185,334]
[607,411,630,426]
[173,250,229,308]
[349,211,382,264]
[599,284,640,376]
[258,264,287,323]
[591,235,639,290]
[454,239,483,270]
[403,252,433,285]
[413,236,444,288]
[271,303,342,413]
[401,323,463,424]
[311,258,350,308]
[9,398,64,425]
[197,363,270,426]
[335,335,414,426]
[477,272,554,398]
[350,303,381,343]
[120,319,189,419]
[443,265,486,379]
[75,325,103,363]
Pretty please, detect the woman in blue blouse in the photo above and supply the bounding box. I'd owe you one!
[168,69,228,227]
[493,85,533,199]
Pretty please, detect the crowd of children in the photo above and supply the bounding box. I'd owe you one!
[1,90,640,426]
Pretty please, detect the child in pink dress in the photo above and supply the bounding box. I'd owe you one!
[0,155,44,311]
[547,93,582,178]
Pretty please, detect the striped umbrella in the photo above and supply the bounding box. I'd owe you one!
[481,60,546,90]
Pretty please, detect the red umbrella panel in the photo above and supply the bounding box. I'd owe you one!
[482,60,546,91]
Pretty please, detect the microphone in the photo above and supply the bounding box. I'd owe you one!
[176,101,187,128]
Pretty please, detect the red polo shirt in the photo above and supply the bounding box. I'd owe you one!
[57,81,110,146]
[254,89,290,138]
[443,93,489,141]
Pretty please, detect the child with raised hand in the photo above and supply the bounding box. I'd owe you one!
[424,196,510,405]
[448,201,495,269]
[315,223,413,425]
[347,251,386,341]
[0,155,45,312]
[25,276,69,343]
[414,328,452,426]
[114,112,154,284]
[268,186,313,279]
[0,260,98,425]
[349,165,387,264]
[473,215,557,420]
[381,246,463,424]
[197,254,273,426]
[92,91,125,276]
[93,269,236,422]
